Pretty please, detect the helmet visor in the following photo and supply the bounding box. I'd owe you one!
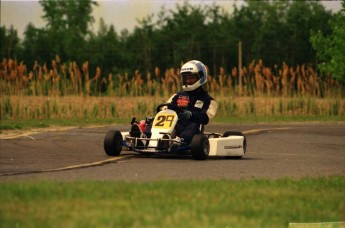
[182,73,199,86]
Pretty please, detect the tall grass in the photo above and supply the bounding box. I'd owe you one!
[1,96,344,122]
[0,57,344,122]
[1,57,343,97]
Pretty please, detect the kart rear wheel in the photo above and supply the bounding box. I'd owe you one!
[104,130,123,156]
[223,131,247,155]
[191,134,209,160]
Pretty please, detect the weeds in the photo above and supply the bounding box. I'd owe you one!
[1,57,343,98]
[0,57,344,121]
[1,96,343,121]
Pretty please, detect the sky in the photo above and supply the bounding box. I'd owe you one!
[1,0,342,38]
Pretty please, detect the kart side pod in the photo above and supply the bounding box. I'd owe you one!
[208,135,246,157]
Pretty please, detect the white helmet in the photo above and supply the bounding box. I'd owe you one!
[180,60,207,92]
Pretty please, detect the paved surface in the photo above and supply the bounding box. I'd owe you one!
[0,123,344,182]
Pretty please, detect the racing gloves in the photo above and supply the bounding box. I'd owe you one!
[178,110,192,121]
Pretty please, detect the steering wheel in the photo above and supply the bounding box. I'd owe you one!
[156,103,182,114]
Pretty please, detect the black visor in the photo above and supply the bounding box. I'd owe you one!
[181,73,199,85]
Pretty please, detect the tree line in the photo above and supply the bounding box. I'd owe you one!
[1,0,343,81]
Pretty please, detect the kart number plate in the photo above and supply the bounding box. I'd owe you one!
[153,114,176,129]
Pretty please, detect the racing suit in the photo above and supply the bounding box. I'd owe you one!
[167,87,217,144]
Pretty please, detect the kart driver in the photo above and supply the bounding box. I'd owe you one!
[165,60,217,144]
[130,60,218,144]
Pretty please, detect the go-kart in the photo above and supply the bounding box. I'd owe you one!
[104,103,246,160]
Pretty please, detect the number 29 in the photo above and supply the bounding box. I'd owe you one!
[154,115,175,127]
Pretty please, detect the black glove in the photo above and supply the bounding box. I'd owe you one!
[178,110,192,121]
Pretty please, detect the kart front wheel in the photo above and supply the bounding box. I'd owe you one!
[104,130,123,156]
[191,134,209,160]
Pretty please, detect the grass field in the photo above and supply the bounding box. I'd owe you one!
[0,177,344,227]
[1,95,344,131]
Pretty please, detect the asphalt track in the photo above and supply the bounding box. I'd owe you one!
[0,123,344,182]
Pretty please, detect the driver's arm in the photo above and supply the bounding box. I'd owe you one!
[190,99,217,125]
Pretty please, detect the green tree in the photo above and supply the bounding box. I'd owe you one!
[285,1,332,66]
[165,3,206,64]
[3,0,337,83]
[131,14,155,73]
[20,23,51,67]
[232,1,332,67]
[0,26,21,59]
[39,0,98,61]
[204,3,233,76]
[232,1,266,66]
[251,1,288,66]
[311,1,345,81]
[87,19,121,76]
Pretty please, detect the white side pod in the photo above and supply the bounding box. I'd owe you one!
[208,136,245,156]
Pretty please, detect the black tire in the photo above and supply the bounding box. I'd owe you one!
[223,131,244,137]
[104,130,123,156]
[191,134,209,160]
[223,131,247,155]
